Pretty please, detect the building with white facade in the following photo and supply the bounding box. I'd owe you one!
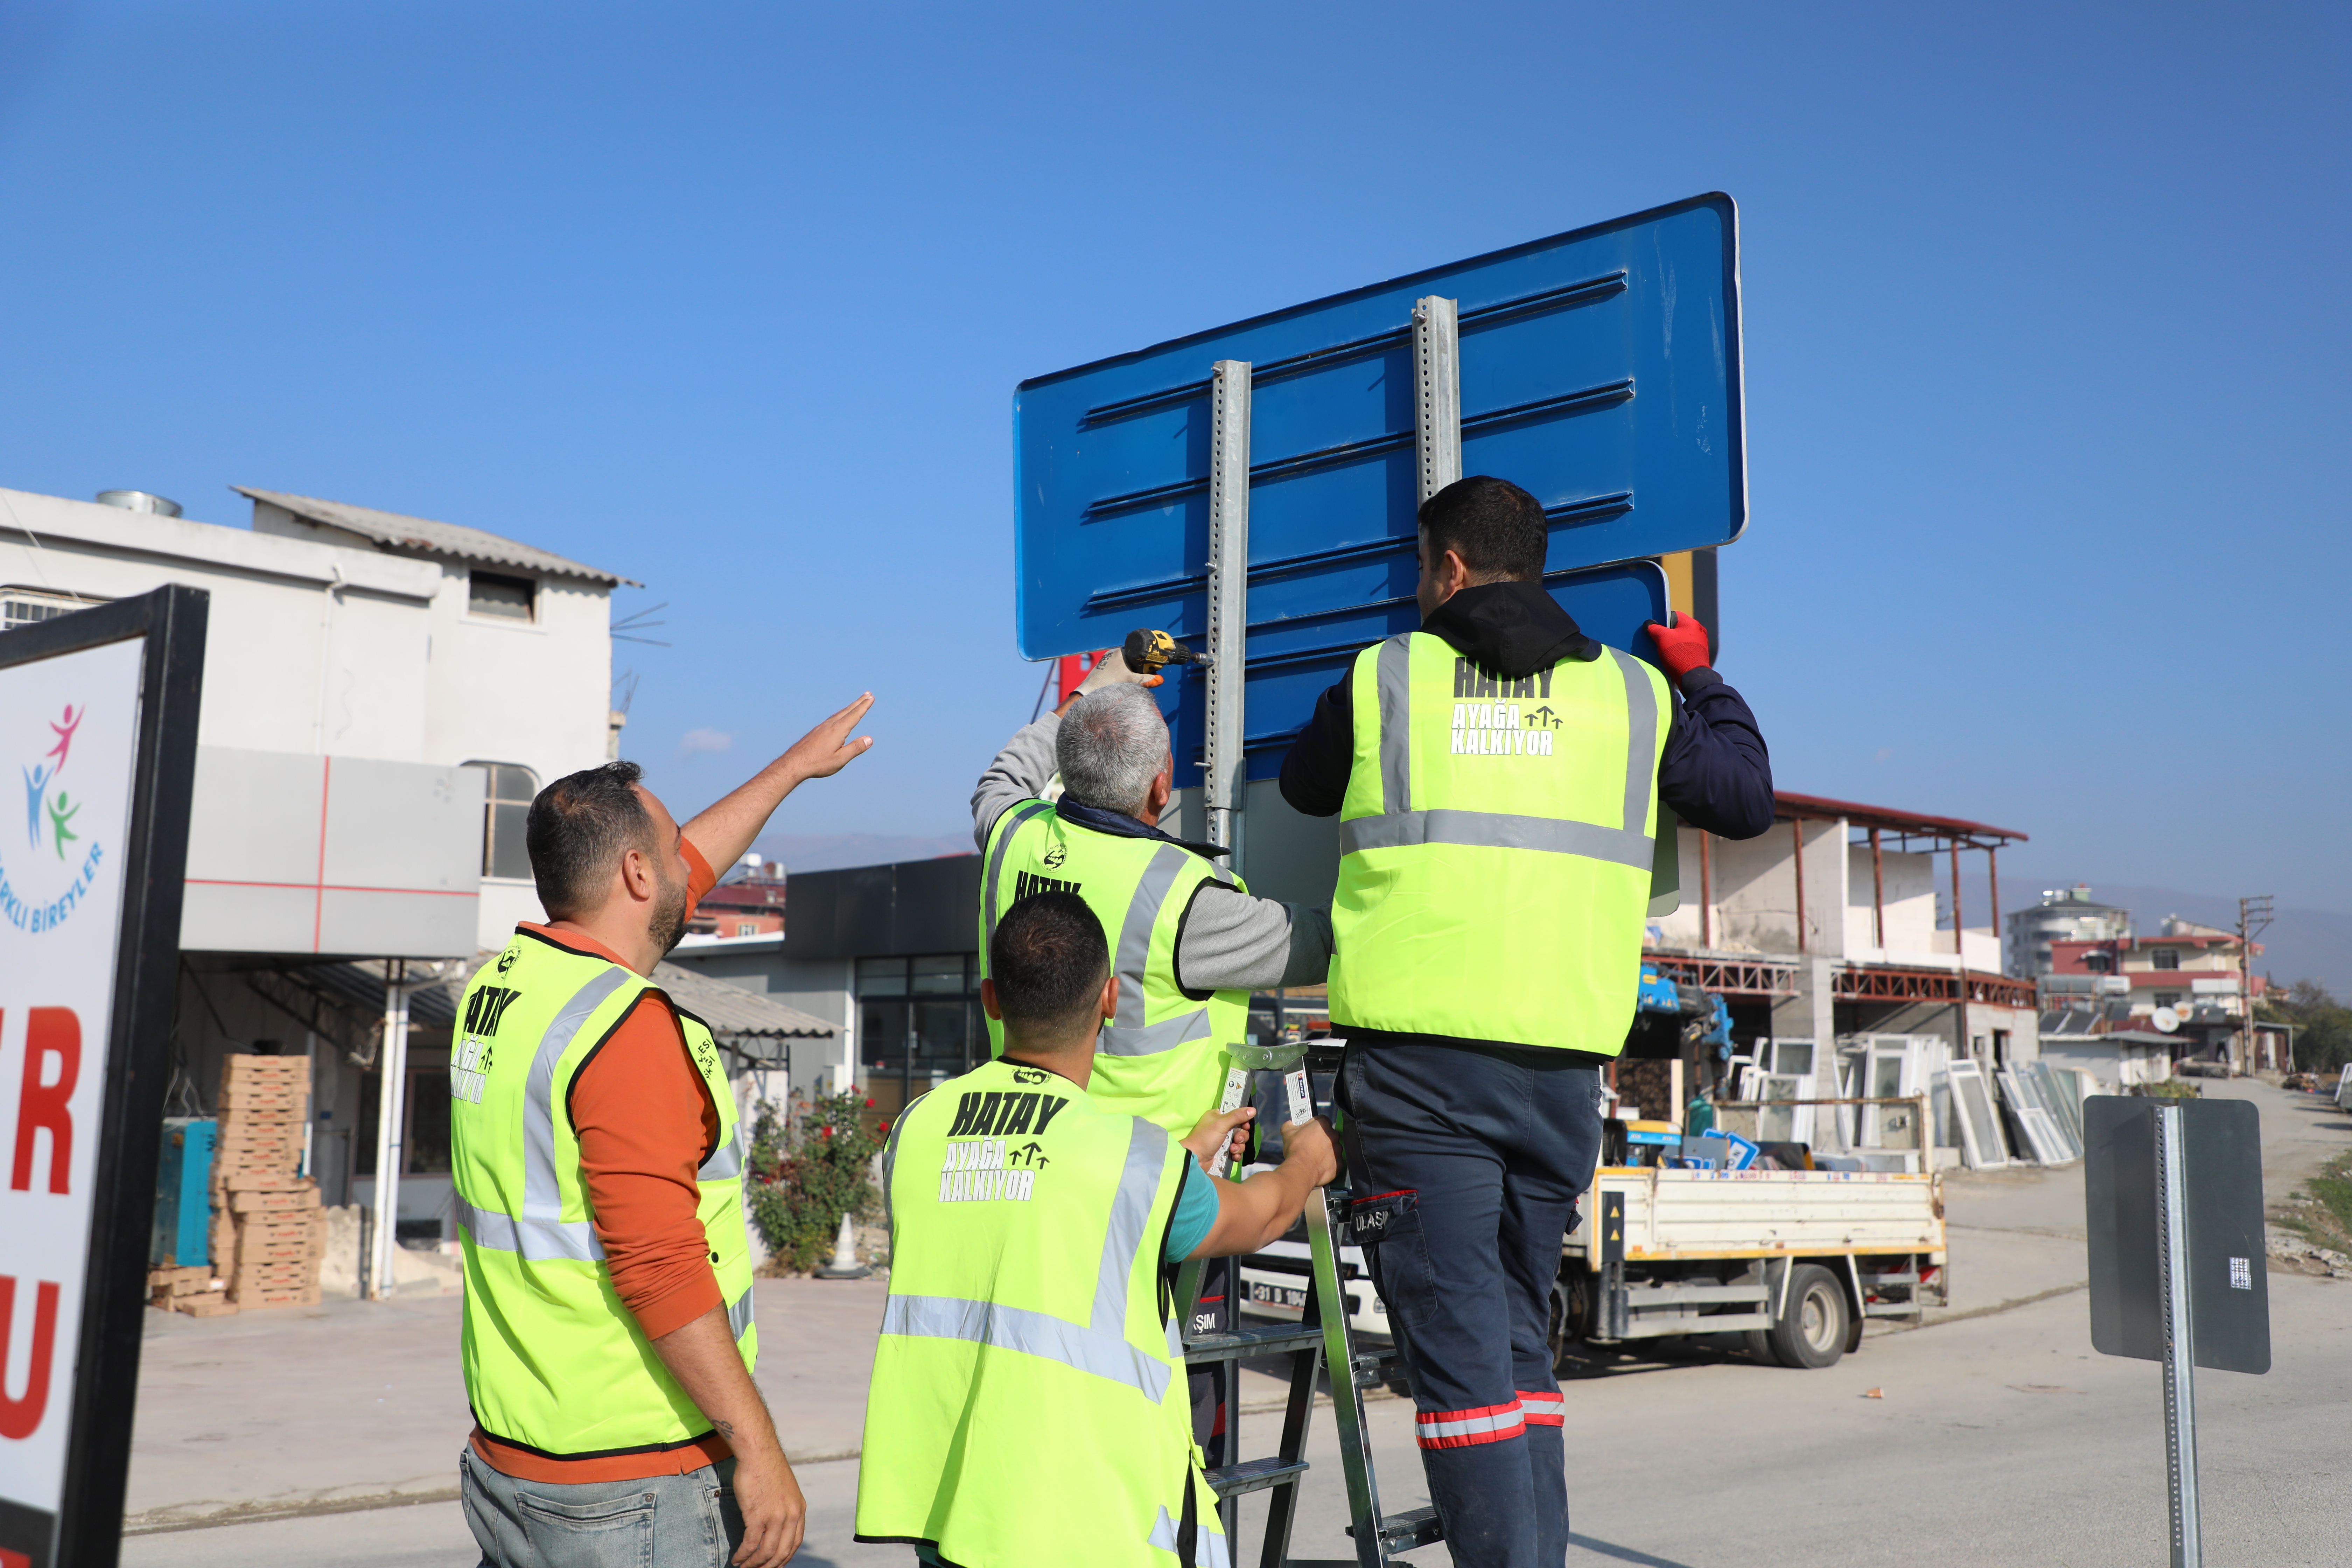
[2044,915,2287,1071]
[2005,884,2134,978]
[2,483,644,1244]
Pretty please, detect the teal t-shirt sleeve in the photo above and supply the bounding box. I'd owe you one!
[1163,1160,1219,1262]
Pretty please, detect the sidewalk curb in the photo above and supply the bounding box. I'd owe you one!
[121,1447,869,1536]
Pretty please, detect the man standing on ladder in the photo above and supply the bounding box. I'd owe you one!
[972,662,1335,1451]
[1279,476,1775,1566]
[451,695,876,1568]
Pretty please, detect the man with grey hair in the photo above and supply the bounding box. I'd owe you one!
[973,652,1332,1447]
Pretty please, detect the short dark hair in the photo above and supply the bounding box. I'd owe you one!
[527,761,657,919]
[989,892,1110,1035]
[1418,475,1547,582]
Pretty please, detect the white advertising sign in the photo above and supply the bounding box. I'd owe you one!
[0,637,146,1564]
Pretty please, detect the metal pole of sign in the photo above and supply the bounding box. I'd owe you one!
[1413,295,1461,501]
[371,958,411,1301]
[1204,358,1250,856]
[2156,1102,2202,1567]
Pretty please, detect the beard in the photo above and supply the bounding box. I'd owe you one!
[651,870,691,958]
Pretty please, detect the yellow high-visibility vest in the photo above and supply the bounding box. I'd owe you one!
[856,1056,1226,1567]
[1330,632,1670,1054]
[450,930,756,1457]
[979,802,1248,1135]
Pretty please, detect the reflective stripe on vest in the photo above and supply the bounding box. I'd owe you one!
[456,965,631,1263]
[1150,1504,1234,1568]
[1103,844,1211,1058]
[881,1115,1174,1399]
[1339,636,1659,869]
[700,1124,747,1180]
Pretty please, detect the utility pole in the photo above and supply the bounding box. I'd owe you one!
[2236,896,2272,1074]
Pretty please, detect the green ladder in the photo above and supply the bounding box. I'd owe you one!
[1177,1184,1443,1567]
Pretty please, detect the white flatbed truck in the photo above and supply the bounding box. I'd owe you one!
[1243,1096,1947,1372]
[1559,1143,1946,1369]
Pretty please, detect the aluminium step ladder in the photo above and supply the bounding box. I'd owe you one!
[1176,1182,1442,1566]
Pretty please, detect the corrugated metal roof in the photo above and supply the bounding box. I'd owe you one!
[233,486,639,587]
[292,954,832,1042]
[647,960,837,1039]
[1773,790,2028,844]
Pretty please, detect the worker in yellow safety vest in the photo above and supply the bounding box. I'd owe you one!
[1276,477,1777,1568]
[972,659,1336,1451]
[451,694,877,1568]
[856,890,1338,1568]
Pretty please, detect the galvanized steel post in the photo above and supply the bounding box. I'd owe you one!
[1205,359,1251,853]
[371,958,410,1301]
[1413,296,1461,502]
[2156,1102,2202,1567]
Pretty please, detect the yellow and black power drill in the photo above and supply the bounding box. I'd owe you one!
[1121,629,1213,676]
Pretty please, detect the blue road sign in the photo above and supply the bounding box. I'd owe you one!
[1014,192,1743,785]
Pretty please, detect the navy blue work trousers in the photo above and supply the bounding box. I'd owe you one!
[1338,1041,1602,1568]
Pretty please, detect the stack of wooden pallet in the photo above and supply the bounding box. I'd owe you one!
[147,1264,233,1317]
[210,1054,324,1309]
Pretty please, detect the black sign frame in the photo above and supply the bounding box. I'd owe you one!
[0,586,207,1568]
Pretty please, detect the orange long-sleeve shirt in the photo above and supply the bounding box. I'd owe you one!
[472,838,741,1484]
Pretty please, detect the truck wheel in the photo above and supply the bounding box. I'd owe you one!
[1765,1265,1849,1369]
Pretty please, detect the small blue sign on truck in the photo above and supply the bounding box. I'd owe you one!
[1014,192,1745,785]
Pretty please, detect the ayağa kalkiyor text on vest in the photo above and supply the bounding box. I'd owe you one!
[1451,657,1567,757]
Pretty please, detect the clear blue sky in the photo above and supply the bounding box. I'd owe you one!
[4,3,2345,922]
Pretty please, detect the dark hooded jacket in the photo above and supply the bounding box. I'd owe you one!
[1277,580,1774,842]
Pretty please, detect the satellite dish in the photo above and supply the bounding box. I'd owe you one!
[2152,1007,2181,1034]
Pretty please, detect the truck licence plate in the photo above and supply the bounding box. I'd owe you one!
[1251,1281,1306,1312]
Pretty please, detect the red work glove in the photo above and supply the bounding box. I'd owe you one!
[1643,613,1714,690]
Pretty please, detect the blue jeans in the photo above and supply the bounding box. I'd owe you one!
[1338,1041,1602,1568]
[461,1447,744,1568]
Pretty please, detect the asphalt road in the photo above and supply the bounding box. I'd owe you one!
[120,1078,2352,1566]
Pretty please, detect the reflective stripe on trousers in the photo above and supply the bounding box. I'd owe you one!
[880,1118,1174,1398]
[1415,1398,1528,1449]
[1343,636,1659,869]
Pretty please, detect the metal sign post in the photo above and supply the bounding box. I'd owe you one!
[2154,1104,2200,1567]
[1413,295,1461,502]
[2085,1094,2269,1568]
[1203,359,1250,855]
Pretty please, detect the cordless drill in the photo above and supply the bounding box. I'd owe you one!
[1121,629,1213,676]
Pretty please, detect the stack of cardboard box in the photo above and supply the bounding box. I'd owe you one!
[146,1263,233,1317]
[209,1054,324,1309]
